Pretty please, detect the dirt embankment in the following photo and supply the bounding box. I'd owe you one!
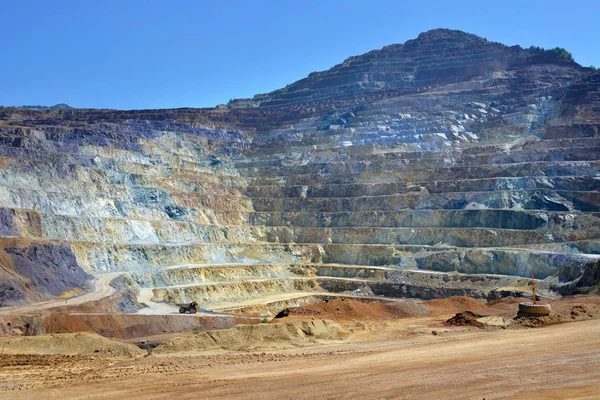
[421,296,485,315]
[271,295,600,332]
[274,298,427,321]
[0,311,262,339]
[154,320,346,353]
[274,296,484,322]
[512,301,600,328]
[440,295,600,329]
[0,332,145,358]
[3,313,600,399]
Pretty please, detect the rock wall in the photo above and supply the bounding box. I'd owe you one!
[1,29,599,308]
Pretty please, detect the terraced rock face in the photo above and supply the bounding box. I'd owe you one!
[1,29,599,311]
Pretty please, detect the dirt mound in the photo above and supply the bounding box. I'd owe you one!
[486,296,525,307]
[274,298,428,321]
[0,332,145,358]
[154,320,346,353]
[422,296,485,316]
[476,296,532,318]
[513,316,553,328]
[445,311,485,329]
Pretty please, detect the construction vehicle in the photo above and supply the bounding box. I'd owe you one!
[177,301,199,314]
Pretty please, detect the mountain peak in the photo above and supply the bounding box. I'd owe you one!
[414,28,482,41]
[229,29,579,109]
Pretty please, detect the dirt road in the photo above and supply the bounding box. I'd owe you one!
[2,317,599,399]
[0,273,122,316]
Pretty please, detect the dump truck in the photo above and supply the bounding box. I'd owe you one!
[177,301,199,314]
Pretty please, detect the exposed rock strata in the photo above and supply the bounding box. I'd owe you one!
[0,29,599,308]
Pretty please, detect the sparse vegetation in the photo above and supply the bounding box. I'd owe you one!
[483,37,503,46]
[22,103,73,110]
[528,46,574,62]
[549,47,574,62]
[22,105,48,109]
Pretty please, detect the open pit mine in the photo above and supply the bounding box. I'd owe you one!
[0,29,599,341]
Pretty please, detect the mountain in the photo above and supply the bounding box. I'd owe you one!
[0,29,599,310]
[231,29,579,108]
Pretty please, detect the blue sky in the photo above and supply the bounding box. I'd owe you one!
[1,0,599,110]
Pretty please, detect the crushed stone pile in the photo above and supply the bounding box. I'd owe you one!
[154,320,346,353]
[0,332,145,358]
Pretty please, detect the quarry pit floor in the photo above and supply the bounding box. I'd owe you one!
[1,295,600,400]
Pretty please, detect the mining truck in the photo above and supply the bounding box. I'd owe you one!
[177,301,199,314]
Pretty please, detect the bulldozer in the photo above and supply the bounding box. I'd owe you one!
[177,301,199,314]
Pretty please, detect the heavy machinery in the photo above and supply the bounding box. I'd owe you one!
[177,301,199,314]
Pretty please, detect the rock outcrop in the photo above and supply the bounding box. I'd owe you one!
[1,29,599,309]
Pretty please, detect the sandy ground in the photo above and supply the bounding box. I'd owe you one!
[137,287,183,314]
[1,312,599,400]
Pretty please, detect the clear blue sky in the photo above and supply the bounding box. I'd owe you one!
[1,0,599,110]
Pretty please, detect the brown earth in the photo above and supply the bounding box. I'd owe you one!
[1,295,600,399]
[0,332,145,358]
[0,311,261,339]
[274,297,429,321]
[273,295,489,323]
[445,311,486,328]
[422,295,486,315]
[154,319,347,353]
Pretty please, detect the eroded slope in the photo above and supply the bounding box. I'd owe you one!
[0,29,599,311]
